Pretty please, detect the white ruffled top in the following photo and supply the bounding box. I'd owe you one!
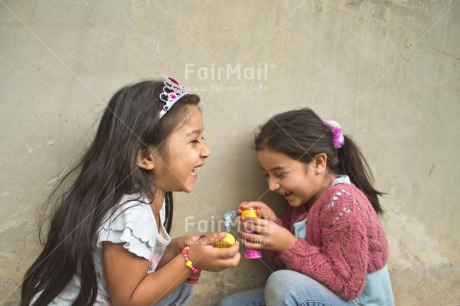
[97,193,171,270]
[43,193,170,305]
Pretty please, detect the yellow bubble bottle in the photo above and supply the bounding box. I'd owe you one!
[213,233,236,248]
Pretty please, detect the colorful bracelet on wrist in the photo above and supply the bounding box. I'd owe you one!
[182,246,200,274]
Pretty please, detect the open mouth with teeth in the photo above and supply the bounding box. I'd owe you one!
[282,191,293,199]
[191,165,203,179]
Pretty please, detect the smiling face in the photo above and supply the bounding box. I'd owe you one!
[257,149,333,208]
[153,104,210,193]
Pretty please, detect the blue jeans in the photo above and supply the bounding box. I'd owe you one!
[220,270,357,306]
[154,282,194,306]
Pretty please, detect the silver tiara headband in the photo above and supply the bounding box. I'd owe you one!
[158,73,188,118]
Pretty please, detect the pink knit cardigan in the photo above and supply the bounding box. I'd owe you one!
[266,182,388,301]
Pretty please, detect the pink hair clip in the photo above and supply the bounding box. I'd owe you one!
[324,120,345,149]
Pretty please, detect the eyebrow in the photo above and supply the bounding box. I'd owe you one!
[186,129,202,137]
[261,166,285,171]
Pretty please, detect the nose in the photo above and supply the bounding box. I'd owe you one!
[268,177,280,192]
[201,143,211,159]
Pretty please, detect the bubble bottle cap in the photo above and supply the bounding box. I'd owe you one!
[213,211,236,248]
[223,210,236,232]
[241,208,258,218]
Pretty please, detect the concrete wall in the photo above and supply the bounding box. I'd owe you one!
[1,1,459,305]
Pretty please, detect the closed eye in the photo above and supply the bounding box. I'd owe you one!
[191,136,205,144]
[262,173,285,179]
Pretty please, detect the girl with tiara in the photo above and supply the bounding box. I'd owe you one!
[21,75,240,305]
[222,108,393,305]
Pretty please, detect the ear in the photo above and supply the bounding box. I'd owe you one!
[136,148,155,170]
[312,153,328,174]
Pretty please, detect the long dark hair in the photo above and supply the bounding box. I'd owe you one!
[255,108,383,214]
[21,79,200,306]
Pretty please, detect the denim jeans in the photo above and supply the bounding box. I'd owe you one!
[220,270,358,306]
[154,282,194,306]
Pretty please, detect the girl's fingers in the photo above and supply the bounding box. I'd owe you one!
[226,250,241,267]
[240,232,265,246]
[215,250,241,269]
[241,237,265,250]
[224,242,241,260]
[216,241,240,259]
[239,201,261,210]
[192,240,241,271]
[240,216,268,225]
[241,218,271,232]
[228,240,240,254]
[184,235,203,245]
[241,223,266,234]
[238,202,250,210]
[204,232,228,245]
[253,217,270,225]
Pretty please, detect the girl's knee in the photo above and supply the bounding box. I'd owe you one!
[264,270,297,303]
[266,270,296,289]
[220,296,234,306]
[265,270,326,306]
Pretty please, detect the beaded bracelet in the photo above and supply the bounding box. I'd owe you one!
[181,246,200,274]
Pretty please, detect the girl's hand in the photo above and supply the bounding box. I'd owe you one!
[156,235,205,270]
[238,201,278,223]
[103,233,239,305]
[174,235,204,251]
[187,232,240,272]
[169,235,206,284]
[240,217,297,253]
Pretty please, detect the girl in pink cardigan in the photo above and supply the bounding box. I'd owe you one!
[221,108,394,306]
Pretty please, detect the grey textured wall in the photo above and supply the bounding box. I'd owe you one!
[1,1,459,305]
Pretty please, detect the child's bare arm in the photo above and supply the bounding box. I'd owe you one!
[103,242,190,306]
[103,233,240,306]
[155,235,202,270]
